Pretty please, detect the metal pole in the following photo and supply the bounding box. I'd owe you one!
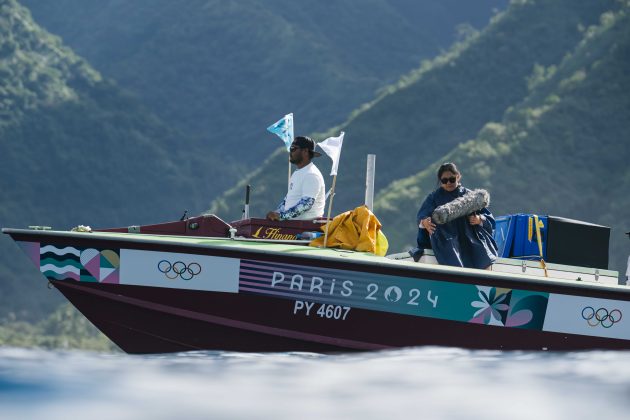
[288,157,291,190]
[242,184,250,220]
[323,175,337,248]
[365,154,376,210]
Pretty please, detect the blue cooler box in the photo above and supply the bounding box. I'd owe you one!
[493,214,548,260]
[512,214,548,260]
[494,215,515,258]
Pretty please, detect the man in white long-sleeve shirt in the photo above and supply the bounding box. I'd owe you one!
[266,136,325,221]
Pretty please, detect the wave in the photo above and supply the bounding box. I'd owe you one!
[40,264,80,275]
[39,257,81,268]
[41,270,80,281]
[40,245,80,256]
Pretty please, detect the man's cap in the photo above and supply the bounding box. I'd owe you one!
[293,136,321,157]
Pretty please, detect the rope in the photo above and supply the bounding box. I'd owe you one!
[533,215,548,277]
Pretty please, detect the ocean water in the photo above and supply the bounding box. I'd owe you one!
[1,347,630,419]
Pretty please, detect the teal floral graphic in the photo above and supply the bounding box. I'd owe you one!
[470,286,511,325]
[469,286,549,329]
[506,293,549,330]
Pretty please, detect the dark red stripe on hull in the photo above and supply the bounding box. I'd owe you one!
[52,280,630,353]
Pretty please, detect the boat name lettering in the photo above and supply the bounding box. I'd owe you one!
[293,301,351,320]
[252,227,297,240]
[271,271,439,308]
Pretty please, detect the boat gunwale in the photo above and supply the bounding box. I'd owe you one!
[3,227,626,294]
[421,248,618,277]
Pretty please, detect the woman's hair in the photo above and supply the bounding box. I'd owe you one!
[437,162,460,178]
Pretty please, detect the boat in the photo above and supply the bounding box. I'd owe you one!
[3,212,629,354]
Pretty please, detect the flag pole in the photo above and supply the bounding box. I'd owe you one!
[288,112,294,189]
[322,174,337,248]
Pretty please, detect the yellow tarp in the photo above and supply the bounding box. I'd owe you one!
[310,205,389,256]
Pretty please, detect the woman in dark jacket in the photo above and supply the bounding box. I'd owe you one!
[416,162,498,269]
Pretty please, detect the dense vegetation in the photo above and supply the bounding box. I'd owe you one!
[0,303,117,351]
[375,3,630,275]
[211,0,628,275]
[22,0,507,169]
[0,0,506,324]
[212,0,619,219]
[0,0,211,320]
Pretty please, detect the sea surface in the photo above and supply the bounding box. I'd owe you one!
[1,346,630,419]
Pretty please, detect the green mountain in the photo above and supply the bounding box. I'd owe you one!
[21,0,507,167]
[375,3,630,275]
[0,0,210,320]
[0,0,509,334]
[0,303,117,351]
[211,0,618,218]
[211,0,628,275]
[0,0,510,321]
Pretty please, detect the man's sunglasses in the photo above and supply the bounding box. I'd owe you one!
[289,146,302,152]
[440,176,457,184]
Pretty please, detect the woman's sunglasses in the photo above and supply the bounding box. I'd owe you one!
[440,176,457,184]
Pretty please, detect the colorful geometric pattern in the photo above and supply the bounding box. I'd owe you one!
[40,245,81,281]
[38,244,120,284]
[79,248,120,283]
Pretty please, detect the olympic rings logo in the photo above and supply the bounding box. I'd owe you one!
[157,260,201,281]
[581,306,622,328]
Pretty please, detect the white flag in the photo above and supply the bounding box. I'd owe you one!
[317,131,345,176]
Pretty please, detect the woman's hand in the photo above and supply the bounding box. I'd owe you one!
[419,217,436,235]
[468,214,485,226]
